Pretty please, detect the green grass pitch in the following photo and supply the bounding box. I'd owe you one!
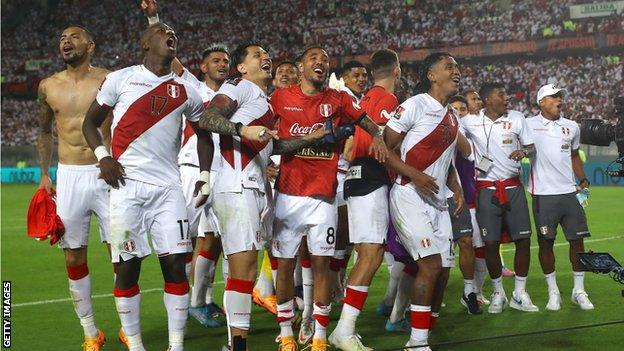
[2,184,623,350]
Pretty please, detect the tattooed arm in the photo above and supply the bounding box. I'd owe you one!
[273,127,329,155]
[357,115,388,162]
[198,94,277,142]
[37,79,54,193]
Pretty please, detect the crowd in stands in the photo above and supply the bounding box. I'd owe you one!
[1,0,623,83]
[3,53,621,146]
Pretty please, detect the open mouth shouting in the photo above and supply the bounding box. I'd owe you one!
[261,60,272,74]
[166,36,177,51]
[313,65,325,79]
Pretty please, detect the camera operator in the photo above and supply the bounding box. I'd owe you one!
[460,83,537,314]
[526,84,594,311]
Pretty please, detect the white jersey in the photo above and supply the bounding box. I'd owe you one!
[526,114,580,195]
[212,78,275,193]
[460,109,533,182]
[97,65,205,188]
[386,93,459,210]
[176,69,221,171]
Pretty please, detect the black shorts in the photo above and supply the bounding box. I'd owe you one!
[476,186,532,242]
[532,192,590,241]
[447,197,472,241]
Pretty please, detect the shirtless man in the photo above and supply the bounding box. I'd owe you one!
[37,25,111,351]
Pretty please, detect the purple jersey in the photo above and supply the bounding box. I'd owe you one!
[386,219,415,264]
[455,153,476,206]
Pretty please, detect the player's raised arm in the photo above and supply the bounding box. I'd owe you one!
[36,79,54,193]
[198,94,277,142]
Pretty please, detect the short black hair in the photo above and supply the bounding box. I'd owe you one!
[460,89,478,98]
[65,24,94,42]
[230,42,262,78]
[341,60,366,77]
[370,49,399,78]
[448,95,468,106]
[478,82,506,103]
[415,52,452,93]
[274,60,297,76]
[202,43,229,61]
[297,45,325,63]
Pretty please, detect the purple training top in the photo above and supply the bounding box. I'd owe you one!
[455,153,476,205]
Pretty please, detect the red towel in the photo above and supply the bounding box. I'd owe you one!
[27,188,65,245]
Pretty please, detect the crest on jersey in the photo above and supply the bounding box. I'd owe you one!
[167,84,180,98]
[561,127,570,135]
[539,226,549,235]
[122,239,136,252]
[503,121,512,130]
[421,238,431,249]
[319,104,333,118]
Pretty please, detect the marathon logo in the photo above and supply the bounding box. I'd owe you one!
[296,146,334,160]
[284,106,304,112]
[3,281,11,348]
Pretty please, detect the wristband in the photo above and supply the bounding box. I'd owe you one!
[580,178,590,186]
[94,145,110,161]
[147,14,160,25]
[199,171,210,195]
[235,122,244,137]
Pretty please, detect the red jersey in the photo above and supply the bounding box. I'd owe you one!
[353,86,398,159]
[271,85,365,198]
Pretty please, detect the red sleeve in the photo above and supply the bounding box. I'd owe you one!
[371,94,399,125]
[340,91,366,122]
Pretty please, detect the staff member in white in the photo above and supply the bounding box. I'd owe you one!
[460,82,538,314]
[527,84,593,311]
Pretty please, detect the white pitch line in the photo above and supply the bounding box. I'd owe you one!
[14,281,225,308]
[12,235,622,307]
[501,235,623,252]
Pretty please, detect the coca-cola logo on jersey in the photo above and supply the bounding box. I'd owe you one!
[289,122,324,136]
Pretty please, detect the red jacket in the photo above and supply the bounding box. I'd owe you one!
[27,188,65,245]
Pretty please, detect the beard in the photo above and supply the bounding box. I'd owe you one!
[62,52,83,64]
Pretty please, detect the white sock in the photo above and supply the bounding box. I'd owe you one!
[384,251,396,274]
[301,260,314,319]
[335,285,368,335]
[572,271,585,292]
[463,279,474,296]
[390,270,412,323]
[191,254,211,307]
[383,261,404,306]
[474,257,487,294]
[164,282,189,349]
[514,276,527,296]
[68,274,98,338]
[277,299,295,337]
[544,272,559,293]
[224,278,253,331]
[492,277,504,294]
[408,304,431,345]
[114,287,142,349]
[312,303,331,340]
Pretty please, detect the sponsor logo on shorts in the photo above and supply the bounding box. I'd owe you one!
[519,230,531,235]
[539,226,549,235]
[576,231,590,236]
[345,166,362,180]
[421,238,431,249]
[481,228,487,237]
[122,240,136,252]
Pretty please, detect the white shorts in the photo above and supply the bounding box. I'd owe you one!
[211,188,270,256]
[197,207,220,238]
[389,185,455,267]
[180,165,204,238]
[56,163,110,249]
[346,186,389,244]
[470,208,485,248]
[272,191,337,258]
[109,179,191,263]
[336,171,347,207]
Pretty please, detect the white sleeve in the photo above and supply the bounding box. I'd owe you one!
[217,79,251,107]
[95,71,120,107]
[518,115,534,146]
[458,116,471,138]
[183,85,205,122]
[386,103,416,134]
[572,123,581,150]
